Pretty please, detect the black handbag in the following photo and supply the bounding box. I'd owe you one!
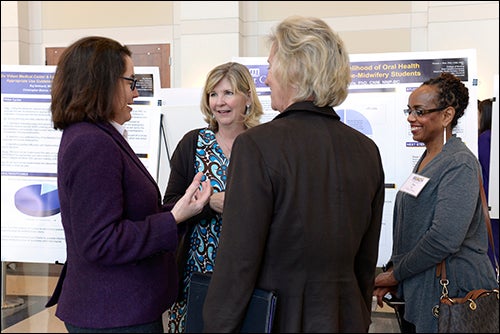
[433,174,499,333]
[436,288,499,333]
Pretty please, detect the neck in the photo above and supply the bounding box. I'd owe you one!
[216,130,238,158]
[217,124,245,138]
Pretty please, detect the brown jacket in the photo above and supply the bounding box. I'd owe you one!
[203,101,385,332]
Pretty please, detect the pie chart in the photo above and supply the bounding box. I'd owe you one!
[337,109,373,135]
[14,184,60,217]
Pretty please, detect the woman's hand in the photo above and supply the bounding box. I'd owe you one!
[375,269,398,287]
[373,269,399,307]
[171,172,212,223]
[209,191,225,214]
[373,286,397,308]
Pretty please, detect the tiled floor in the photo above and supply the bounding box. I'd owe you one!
[1,263,401,333]
[2,302,66,333]
[1,295,401,333]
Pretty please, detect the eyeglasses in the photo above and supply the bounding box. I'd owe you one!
[403,106,446,117]
[120,76,138,91]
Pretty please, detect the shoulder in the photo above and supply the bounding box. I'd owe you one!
[238,122,277,144]
[437,138,480,180]
[62,122,113,144]
[182,128,203,139]
[178,128,204,145]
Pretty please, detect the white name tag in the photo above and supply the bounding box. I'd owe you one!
[400,173,430,197]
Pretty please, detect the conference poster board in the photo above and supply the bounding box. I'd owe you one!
[234,49,478,266]
[1,65,162,263]
[1,50,481,265]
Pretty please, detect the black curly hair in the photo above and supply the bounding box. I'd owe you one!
[421,72,469,129]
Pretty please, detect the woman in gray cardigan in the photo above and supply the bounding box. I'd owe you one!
[373,72,497,332]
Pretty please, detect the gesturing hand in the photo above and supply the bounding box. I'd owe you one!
[171,172,212,223]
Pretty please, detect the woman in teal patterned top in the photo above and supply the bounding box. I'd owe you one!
[163,62,263,333]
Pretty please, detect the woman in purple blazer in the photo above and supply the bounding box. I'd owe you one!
[46,36,211,333]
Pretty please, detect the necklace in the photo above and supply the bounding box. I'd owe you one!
[216,132,233,158]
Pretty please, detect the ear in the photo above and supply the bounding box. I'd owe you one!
[442,106,455,128]
[246,91,252,105]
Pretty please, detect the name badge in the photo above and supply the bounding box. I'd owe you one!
[400,173,430,197]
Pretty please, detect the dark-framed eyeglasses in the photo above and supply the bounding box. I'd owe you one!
[120,76,138,91]
[403,106,446,117]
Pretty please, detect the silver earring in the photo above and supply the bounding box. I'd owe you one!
[245,104,251,114]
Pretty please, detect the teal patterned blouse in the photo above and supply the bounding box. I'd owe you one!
[166,128,229,333]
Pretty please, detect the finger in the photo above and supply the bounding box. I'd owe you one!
[186,173,204,196]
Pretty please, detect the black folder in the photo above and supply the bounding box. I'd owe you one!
[185,272,277,333]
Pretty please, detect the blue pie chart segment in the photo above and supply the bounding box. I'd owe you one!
[14,184,60,217]
[339,109,373,136]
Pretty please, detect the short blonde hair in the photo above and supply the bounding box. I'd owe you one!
[200,62,263,131]
[267,16,351,107]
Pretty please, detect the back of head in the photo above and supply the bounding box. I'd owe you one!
[478,98,493,133]
[200,62,263,131]
[421,72,469,129]
[267,16,351,107]
[51,36,131,130]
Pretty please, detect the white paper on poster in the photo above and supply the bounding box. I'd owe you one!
[1,65,163,263]
[232,49,478,266]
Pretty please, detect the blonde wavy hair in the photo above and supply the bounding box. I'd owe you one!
[267,16,351,107]
[200,62,264,132]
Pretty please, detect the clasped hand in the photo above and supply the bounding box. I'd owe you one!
[373,269,399,308]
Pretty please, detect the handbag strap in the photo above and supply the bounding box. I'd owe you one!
[478,173,499,279]
[436,172,500,298]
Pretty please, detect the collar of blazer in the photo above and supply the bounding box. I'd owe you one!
[276,101,341,121]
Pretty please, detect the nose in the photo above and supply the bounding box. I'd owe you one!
[215,95,226,105]
[406,110,417,121]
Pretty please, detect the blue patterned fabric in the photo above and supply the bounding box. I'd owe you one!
[167,129,229,333]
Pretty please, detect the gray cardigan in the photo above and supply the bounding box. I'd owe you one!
[390,135,497,332]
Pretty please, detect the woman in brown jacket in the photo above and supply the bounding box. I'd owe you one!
[202,16,385,333]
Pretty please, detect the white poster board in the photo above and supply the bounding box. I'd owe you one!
[1,65,163,263]
[233,49,478,266]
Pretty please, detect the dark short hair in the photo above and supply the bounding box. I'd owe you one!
[421,72,469,129]
[51,36,132,130]
[478,98,493,133]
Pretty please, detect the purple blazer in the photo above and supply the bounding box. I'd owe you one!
[53,121,179,328]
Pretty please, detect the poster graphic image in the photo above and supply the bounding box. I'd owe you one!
[14,184,60,217]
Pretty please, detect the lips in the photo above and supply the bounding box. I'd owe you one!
[410,124,424,137]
